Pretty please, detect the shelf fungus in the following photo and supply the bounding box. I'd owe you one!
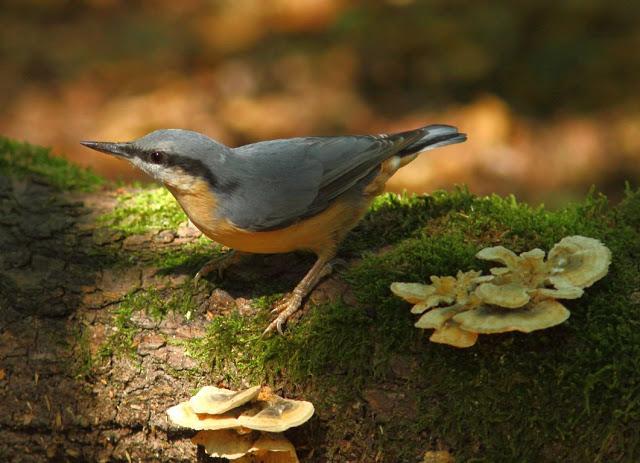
[189,385,261,415]
[166,385,313,462]
[391,270,488,348]
[547,235,612,289]
[391,236,611,348]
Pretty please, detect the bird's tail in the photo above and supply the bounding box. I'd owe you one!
[399,124,466,157]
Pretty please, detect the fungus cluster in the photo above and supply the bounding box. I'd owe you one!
[167,385,314,462]
[391,236,611,348]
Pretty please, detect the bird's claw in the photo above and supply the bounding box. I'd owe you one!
[328,257,348,271]
[262,293,303,337]
[193,250,238,283]
[193,267,212,284]
[262,256,337,336]
[261,315,288,337]
[261,319,279,337]
[269,295,289,314]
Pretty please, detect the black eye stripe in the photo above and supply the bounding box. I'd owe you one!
[137,151,235,193]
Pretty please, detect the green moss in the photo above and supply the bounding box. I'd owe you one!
[96,283,201,361]
[94,284,204,363]
[127,283,199,320]
[186,311,268,383]
[97,305,140,360]
[154,236,219,272]
[63,326,96,380]
[183,188,640,462]
[97,187,187,235]
[342,187,478,254]
[346,190,640,461]
[0,136,104,191]
[617,183,640,230]
[185,301,375,396]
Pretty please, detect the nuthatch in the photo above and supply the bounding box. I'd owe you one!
[81,124,466,334]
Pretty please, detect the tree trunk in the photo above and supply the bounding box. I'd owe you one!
[0,175,210,462]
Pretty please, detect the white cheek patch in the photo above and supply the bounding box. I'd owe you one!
[130,157,145,170]
[129,157,165,181]
[128,157,200,192]
[130,157,160,179]
[159,167,200,191]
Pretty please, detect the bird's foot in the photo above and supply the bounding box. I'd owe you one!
[262,292,304,336]
[262,260,337,337]
[194,250,241,283]
[327,257,348,272]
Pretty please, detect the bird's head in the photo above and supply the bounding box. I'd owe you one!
[81,129,228,192]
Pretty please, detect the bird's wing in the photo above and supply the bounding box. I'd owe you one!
[218,130,424,231]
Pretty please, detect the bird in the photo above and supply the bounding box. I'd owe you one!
[81,124,466,335]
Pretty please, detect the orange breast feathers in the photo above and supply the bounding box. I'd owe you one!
[167,180,370,255]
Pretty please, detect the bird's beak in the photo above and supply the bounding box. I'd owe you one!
[80,141,133,159]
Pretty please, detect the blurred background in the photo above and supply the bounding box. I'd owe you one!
[1,0,639,206]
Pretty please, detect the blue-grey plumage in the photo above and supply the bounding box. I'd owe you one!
[222,124,464,231]
[81,123,466,334]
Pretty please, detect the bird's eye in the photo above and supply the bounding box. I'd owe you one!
[149,151,165,164]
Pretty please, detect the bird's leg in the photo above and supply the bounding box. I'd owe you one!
[263,253,336,336]
[194,249,245,282]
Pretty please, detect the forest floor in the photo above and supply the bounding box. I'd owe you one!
[1,138,639,462]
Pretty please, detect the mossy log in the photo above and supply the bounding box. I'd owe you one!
[1,138,639,462]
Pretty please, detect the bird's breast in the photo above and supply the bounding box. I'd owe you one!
[167,180,368,255]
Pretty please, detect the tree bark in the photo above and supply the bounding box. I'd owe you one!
[0,176,211,462]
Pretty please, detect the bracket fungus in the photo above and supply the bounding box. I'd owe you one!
[190,385,261,415]
[239,434,299,462]
[547,235,612,288]
[453,300,570,334]
[391,270,488,348]
[166,385,313,462]
[190,429,254,459]
[166,402,242,430]
[191,431,298,462]
[237,396,315,433]
[391,236,611,348]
